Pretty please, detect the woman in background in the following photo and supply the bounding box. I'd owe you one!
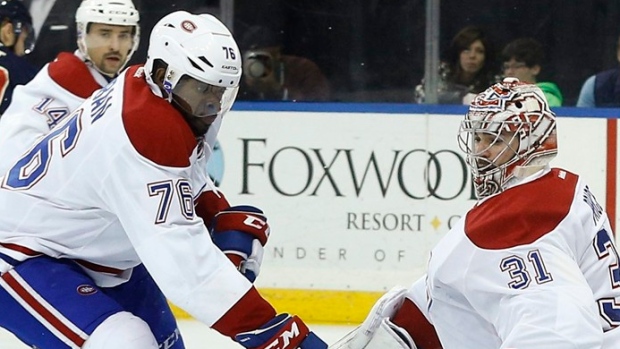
[416,25,498,105]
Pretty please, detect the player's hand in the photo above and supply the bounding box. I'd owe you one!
[210,205,270,282]
[235,313,327,349]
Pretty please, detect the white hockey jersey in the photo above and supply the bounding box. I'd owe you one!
[0,52,108,174]
[408,167,620,349]
[0,65,254,328]
[0,51,225,177]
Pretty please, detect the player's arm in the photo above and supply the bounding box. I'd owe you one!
[194,188,230,230]
[145,188,324,347]
[108,165,325,347]
[330,277,441,349]
[212,288,326,348]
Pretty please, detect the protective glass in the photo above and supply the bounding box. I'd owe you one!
[171,75,238,118]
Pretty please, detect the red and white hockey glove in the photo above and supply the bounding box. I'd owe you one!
[210,205,270,282]
[235,313,327,349]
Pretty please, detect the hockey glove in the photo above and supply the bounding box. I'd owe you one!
[329,286,417,349]
[210,205,270,282]
[235,313,327,349]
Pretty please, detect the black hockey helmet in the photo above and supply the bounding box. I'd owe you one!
[0,0,34,54]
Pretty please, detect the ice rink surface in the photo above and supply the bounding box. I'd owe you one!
[0,320,356,348]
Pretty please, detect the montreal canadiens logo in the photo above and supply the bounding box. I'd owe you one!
[77,284,97,296]
[181,20,197,33]
[163,80,173,94]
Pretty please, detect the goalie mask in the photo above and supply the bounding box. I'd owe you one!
[144,11,241,136]
[457,77,557,199]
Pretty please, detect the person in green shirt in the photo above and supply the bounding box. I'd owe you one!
[501,37,563,107]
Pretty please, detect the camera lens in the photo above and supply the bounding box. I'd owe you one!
[245,52,273,79]
[248,60,267,78]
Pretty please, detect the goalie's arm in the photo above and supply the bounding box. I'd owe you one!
[392,297,442,349]
[392,276,441,349]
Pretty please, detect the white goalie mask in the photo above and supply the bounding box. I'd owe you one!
[144,11,241,131]
[76,0,140,76]
[457,78,557,199]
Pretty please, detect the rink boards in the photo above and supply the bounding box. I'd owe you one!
[173,103,617,324]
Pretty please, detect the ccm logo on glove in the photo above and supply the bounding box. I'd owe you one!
[212,206,270,244]
[235,314,327,349]
[262,318,305,349]
[244,215,268,232]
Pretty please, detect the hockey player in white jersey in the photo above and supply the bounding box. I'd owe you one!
[0,10,327,349]
[0,0,140,174]
[331,78,620,349]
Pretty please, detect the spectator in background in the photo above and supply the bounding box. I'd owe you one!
[0,0,140,174]
[23,0,81,69]
[576,35,620,107]
[415,25,498,105]
[0,0,37,114]
[238,25,330,101]
[501,37,563,107]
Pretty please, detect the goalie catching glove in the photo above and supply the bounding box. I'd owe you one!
[329,286,417,349]
[210,205,270,282]
[236,313,327,349]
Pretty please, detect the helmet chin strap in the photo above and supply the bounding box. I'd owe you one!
[170,97,213,138]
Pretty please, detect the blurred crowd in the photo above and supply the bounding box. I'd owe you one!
[7,0,620,107]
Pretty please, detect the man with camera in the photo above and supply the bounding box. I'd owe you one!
[239,25,330,101]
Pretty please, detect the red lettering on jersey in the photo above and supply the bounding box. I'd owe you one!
[466,168,578,249]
